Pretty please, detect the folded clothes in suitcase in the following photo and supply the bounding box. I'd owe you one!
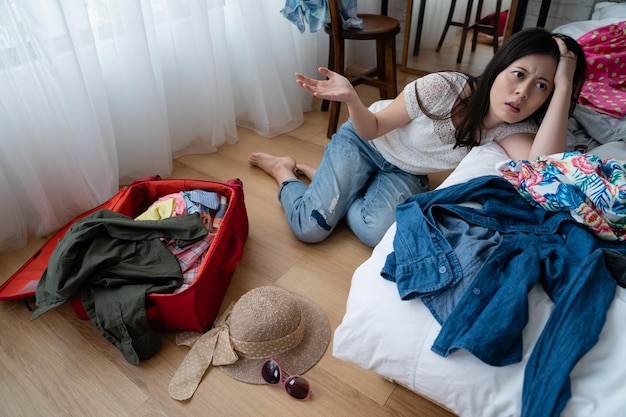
[0,178,248,363]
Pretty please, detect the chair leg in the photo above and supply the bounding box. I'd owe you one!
[471,27,479,52]
[472,0,485,52]
[436,0,457,52]
[492,0,502,55]
[456,0,475,63]
[327,100,341,139]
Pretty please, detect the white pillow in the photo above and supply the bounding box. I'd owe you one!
[554,2,626,39]
[437,141,508,189]
[593,2,626,20]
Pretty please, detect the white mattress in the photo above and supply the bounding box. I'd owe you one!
[333,142,626,417]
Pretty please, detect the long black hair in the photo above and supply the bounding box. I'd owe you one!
[420,27,587,149]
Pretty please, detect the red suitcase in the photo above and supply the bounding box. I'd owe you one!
[0,178,248,333]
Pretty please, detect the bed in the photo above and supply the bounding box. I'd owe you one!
[332,3,626,417]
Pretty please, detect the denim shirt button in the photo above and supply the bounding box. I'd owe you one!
[472,288,481,296]
[438,266,447,274]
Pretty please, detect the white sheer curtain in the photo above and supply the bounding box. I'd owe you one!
[0,0,325,252]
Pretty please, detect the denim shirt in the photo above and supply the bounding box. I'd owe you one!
[381,176,623,417]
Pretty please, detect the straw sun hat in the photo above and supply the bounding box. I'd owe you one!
[169,286,330,400]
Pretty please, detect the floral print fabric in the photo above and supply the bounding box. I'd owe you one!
[497,152,626,241]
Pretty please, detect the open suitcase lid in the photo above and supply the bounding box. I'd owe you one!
[0,177,245,301]
[0,198,115,301]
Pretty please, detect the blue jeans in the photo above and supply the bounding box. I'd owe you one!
[278,121,428,247]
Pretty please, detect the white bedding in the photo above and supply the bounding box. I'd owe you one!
[333,142,626,417]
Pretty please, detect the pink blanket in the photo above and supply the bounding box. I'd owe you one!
[577,21,626,118]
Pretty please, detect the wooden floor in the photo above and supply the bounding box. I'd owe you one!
[0,71,465,417]
[403,32,501,77]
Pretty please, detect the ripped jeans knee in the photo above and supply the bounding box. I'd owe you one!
[310,209,332,232]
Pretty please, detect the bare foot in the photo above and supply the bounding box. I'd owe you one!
[295,162,317,180]
[248,152,298,184]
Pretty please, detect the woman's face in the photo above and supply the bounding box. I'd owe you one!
[485,54,558,128]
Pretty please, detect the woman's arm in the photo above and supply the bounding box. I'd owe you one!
[528,36,577,158]
[296,67,411,139]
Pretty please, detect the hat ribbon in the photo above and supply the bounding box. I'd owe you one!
[229,304,305,359]
[169,304,238,401]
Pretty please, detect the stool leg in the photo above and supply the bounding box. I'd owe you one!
[492,0,502,54]
[384,36,398,98]
[471,27,479,52]
[457,0,474,63]
[436,0,457,52]
[375,36,397,99]
[472,0,485,52]
[375,37,385,92]
[322,34,335,112]
[327,101,341,139]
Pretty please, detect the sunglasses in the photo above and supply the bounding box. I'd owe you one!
[260,358,312,400]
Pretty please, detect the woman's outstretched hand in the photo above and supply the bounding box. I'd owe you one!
[295,67,357,104]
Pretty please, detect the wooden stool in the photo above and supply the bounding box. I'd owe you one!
[322,0,400,139]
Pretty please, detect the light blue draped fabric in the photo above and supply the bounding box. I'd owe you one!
[281,0,363,33]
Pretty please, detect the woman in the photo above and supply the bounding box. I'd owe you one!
[249,28,587,247]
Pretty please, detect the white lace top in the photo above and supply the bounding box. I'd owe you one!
[370,72,538,175]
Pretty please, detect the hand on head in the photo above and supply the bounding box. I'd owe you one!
[552,36,580,91]
[295,67,357,103]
